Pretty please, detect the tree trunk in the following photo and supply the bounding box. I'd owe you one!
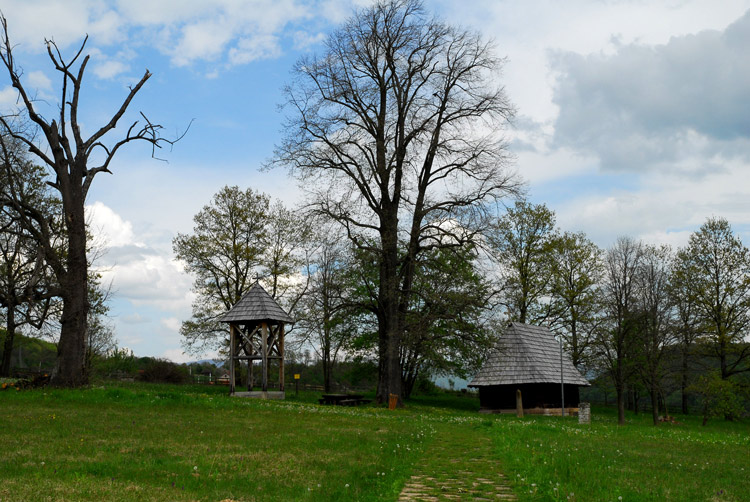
[616,385,625,425]
[323,339,331,393]
[1,305,16,377]
[650,383,659,426]
[719,331,728,380]
[376,216,402,406]
[681,347,689,414]
[52,188,89,387]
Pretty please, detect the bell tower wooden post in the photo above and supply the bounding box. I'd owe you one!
[279,323,285,392]
[229,323,236,394]
[261,321,269,393]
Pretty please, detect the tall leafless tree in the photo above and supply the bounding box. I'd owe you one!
[633,244,674,425]
[273,0,518,404]
[296,226,354,392]
[597,236,644,425]
[0,16,179,386]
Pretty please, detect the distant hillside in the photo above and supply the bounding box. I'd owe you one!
[0,329,57,372]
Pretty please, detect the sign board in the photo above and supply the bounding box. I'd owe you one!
[294,374,300,380]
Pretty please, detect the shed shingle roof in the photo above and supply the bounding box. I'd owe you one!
[218,282,293,324]
[469,322,589,387]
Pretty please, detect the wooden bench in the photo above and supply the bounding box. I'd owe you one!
[319,394,370,406]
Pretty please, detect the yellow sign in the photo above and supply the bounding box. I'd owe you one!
[294,374,300,380]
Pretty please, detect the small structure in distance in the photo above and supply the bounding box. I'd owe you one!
[469,322,589,415]
[219,282,293,399]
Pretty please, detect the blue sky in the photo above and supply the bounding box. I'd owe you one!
[2,0,749,361]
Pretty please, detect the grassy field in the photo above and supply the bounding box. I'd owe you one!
[1,382,748,501]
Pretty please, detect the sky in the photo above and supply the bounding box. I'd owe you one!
[1,0,749,362]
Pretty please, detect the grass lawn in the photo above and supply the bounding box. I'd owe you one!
[1,383,748,501]
[490,408,750,501]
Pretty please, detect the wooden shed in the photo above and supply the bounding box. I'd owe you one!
[469,322,589,414]
[219,282,293,399]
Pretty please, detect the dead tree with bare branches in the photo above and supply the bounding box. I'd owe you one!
[0,16,181,386]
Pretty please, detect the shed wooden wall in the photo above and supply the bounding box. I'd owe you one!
[478,383,581,410]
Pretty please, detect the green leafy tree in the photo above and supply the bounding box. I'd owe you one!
[399,245,495,398]
[674,218,750,382]
[174,186,309,356]
[273,0,518,404]
[547,231,603,369]
[669,250,702,414]
[0,139,60,377]
[489,201,557,324]
[174,186,270,355]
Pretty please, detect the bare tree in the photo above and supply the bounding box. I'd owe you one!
[669,249,702,414]
[597,236,644,425]
[633,244,674,425]
[0,16,179,386]
[296,226,354,392]
[273,0,518,404]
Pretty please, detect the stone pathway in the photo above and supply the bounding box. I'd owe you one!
[398,429,516,501]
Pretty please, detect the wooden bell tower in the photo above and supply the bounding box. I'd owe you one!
[219,282,293,399]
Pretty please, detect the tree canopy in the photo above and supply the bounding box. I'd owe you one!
[273,0,518,403]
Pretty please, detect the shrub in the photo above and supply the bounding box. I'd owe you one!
[689,372,745,425]
[93,346,139,378]
[138,358,188,384]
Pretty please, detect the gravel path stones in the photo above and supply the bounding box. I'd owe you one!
[398,426,516,501]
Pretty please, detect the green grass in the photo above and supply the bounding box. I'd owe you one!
[0,383,426,501]
[491,407,750,501]
[1,383,748,501]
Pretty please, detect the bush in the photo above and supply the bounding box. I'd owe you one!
[138,358,189,384]
[93,346,139,378]
[689,372,745,425]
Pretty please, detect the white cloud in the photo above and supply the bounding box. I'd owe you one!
[550,10,750,172]
[86,201,193,312]
[553,154,750,248]
[1,1,123,51]
[122,312,150,324]
[0,86,18,107]
[292,30,327,50]
[93,60,130,80]
[87,201,137,248]
[228,34,282,65]
[102,253,193,312]
[161,317,181,332]
[2,0,317,69]
[162,348,192,363]
[436,0,750,127]
[170,20,232,66]
[27,71,52,91]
